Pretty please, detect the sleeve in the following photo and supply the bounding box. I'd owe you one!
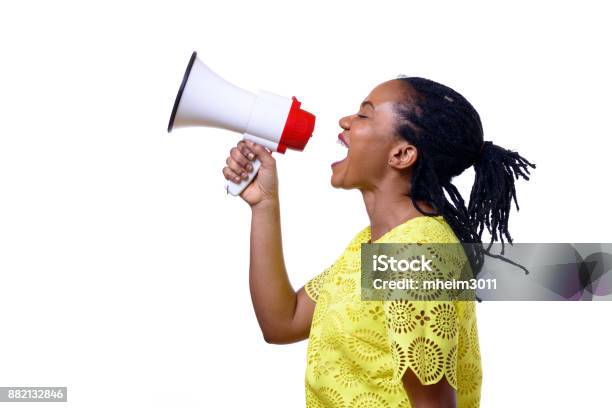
[383,299,459,390]
[304,265,333,302]
[304,229,363,302]
[381,226,464,389]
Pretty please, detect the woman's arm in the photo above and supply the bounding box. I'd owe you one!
[402,369,456,408]
[223,140,315,344]
[250,198,315,344]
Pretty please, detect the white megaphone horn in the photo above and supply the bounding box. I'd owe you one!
[168,52,316,196]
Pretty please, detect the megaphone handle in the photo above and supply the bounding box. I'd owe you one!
[225,158,262,196]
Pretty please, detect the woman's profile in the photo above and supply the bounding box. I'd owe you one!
[222,77,535,407]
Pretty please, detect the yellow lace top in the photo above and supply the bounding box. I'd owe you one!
[304,215,482,408]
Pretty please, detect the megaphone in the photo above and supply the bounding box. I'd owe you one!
[168,52,316,196]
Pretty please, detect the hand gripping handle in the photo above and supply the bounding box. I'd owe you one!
[225,157,262,196]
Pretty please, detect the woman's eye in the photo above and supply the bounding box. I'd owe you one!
[357,114,368,119]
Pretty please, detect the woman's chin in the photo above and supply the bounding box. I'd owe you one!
[331,172,352,189]
[331,159,351,188]
[330,169,344,188]
[330,174,342,188]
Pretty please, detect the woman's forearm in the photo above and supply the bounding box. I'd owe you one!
[248,198,298,342]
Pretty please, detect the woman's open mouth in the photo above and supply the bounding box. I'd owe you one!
[332,133,349,167]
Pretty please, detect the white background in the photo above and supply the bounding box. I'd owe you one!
[1,0,611,406]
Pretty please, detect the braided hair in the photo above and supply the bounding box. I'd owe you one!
[393,77,535,276]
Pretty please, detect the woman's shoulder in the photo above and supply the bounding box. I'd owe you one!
[342,215,459,250]
[344,225,371,252]
[385,215,459,244]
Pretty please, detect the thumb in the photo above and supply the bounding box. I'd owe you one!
[246,140,275,167]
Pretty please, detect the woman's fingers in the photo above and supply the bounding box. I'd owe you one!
[222,141,259,184]
[237,140,256,161]
[222,166,242,184]
[226,156,250,180]
[230,146,254,172]
[222,140,271,186]
[245,140,275,167]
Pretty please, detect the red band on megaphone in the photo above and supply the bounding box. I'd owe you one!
[278,97,315,153]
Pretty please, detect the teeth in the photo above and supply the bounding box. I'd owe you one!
[337,138,348,148]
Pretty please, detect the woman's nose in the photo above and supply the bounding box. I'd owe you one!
[339,115,351,130]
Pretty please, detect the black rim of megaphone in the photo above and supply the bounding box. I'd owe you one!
[167,51,198,133]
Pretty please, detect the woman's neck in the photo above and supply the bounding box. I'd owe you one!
[361,183,433,242]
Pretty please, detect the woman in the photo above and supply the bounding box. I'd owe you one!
[222,77,534,407]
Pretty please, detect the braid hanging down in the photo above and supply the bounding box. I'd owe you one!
[393,76,536,277]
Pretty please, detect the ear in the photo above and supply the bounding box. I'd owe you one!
[388,141,417,170]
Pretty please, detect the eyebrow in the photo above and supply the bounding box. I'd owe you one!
[360,100,375,110]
